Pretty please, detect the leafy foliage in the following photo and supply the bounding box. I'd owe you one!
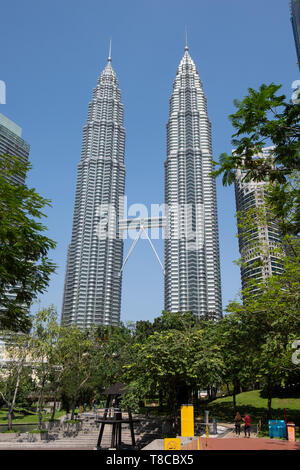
[224,247,300,417]
[0,153,56,331]
[121,313,224,421]
[212,84,300,236]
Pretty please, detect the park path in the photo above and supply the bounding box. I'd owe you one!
[182,436,300,451]
[0,411,162,450]
[0,413,298,451]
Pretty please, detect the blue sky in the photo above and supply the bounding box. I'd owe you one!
[1,0,298,324]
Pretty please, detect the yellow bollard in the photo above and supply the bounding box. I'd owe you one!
[205,425,209,448]
[181,405,194,437]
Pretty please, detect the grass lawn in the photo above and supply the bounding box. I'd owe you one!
[0,408,66,425]
[205,390,300,427]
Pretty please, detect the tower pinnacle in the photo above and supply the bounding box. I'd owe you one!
[108,38,112,62]
[185,26,189,51]
[164,45,222,320]
[61,50,125,328]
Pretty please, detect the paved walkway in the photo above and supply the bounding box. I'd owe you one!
[0,414,298,451]
[0,412,162,450]
[194,436,300,451]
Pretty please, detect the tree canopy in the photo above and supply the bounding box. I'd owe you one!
[212,83,300,236]
[0,153,56,331]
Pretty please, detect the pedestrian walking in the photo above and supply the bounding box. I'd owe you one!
[108,398,116,418]
[112,398,117,415]
[234,411,242,436]
[243,413,251,438]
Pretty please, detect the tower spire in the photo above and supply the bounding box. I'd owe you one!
[108,38,112,62]
[185,25,189,51]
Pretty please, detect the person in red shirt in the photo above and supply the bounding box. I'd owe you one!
[243,413,251,437]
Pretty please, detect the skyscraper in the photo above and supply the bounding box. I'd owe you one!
[164,45,222,319]
[234,146,284,290]
[0,113,30,315]
[0,113,30,185]
[290,0,300,69]
[61,51,126,327]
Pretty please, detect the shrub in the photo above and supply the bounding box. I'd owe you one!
[29,429,48,434]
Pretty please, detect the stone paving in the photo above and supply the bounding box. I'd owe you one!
[0,411,162,450]
[193,436,300,451]
[0,414,298,451]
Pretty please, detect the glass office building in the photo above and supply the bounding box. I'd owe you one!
[234,147,283,290]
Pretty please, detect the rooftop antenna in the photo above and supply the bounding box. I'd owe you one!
[108,38,112,62]
[185,25,189,51]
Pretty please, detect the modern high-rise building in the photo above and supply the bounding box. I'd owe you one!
[234,146,284,290]
[164,45,222,319]
[62,43,223,327]
[0,113,30,315]
[61,52,126,328]
[290,0,300,69]
[0,113,30,185]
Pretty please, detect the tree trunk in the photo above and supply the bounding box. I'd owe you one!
[38,378,46,430]
[2,361,24,431]
[233,390,236,413]
[166,387,177,433]
[232,380,238,412]
[159,390,163,409]
[71,400,76,420]
[211,387,217,401]
[207,386,217,402]
[7,407,13,431]
[267,386,272,420]
[51,390,57,421]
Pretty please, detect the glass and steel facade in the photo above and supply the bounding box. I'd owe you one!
[61,57,126,328]
[291,0,300,69]
[62,45,223,327]
[0,113,30,313]
[234,146,283,290]
[0,113,30,185]
[164,46,222,320]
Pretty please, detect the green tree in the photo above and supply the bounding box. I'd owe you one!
[192,321,224,402]
[123,317,223,430]
[225,251,300,419]
[57,325,100,419]
[30,306,60,429]
[212,84,300,236]
[0,153,56,332]
[134,320,155,342]
[0,331,31,429]
[152,310,200,332]
[95,323,134,388]
[216,314,252,411]
[211,82,300,417]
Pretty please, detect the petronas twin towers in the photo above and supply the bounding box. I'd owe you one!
[61,43,222,328]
